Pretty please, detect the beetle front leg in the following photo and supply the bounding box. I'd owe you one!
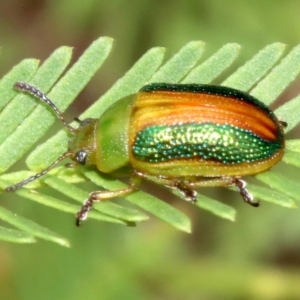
[76,176,141,226]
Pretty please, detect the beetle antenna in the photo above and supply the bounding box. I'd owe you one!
[5,152,74,192]
[14,82,77,133]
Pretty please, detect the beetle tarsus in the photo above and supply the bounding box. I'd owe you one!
[279,120,288,128]
[175,182,198,203]
[75,216,82,227]
[233,178,259,207]
[75,196,95,226]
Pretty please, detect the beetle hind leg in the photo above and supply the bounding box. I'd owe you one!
[232,178,259,207]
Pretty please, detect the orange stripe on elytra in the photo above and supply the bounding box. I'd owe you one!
[132,91,279,141]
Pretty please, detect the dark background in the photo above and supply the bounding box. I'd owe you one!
[1,1,300,299]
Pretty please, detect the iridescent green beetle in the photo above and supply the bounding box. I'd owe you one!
[5,82,286,226]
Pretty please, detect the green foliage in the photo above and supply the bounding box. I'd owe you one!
[0,37,300,245]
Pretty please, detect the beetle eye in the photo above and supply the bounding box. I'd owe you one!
[75,150,87,165]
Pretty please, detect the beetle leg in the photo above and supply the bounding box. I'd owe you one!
[133,171,198,203]
[279,120,288,128]
[232,178,259,207]
[76,175,141,226]
[174,181,198,203]
[185,177,233,187]
[133,171,259,207]
[173,177,234,203]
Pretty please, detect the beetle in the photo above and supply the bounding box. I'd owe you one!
[5,82,286,226]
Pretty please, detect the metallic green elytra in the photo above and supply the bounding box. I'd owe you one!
[5,82,286,226]
[132,123,282,163]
